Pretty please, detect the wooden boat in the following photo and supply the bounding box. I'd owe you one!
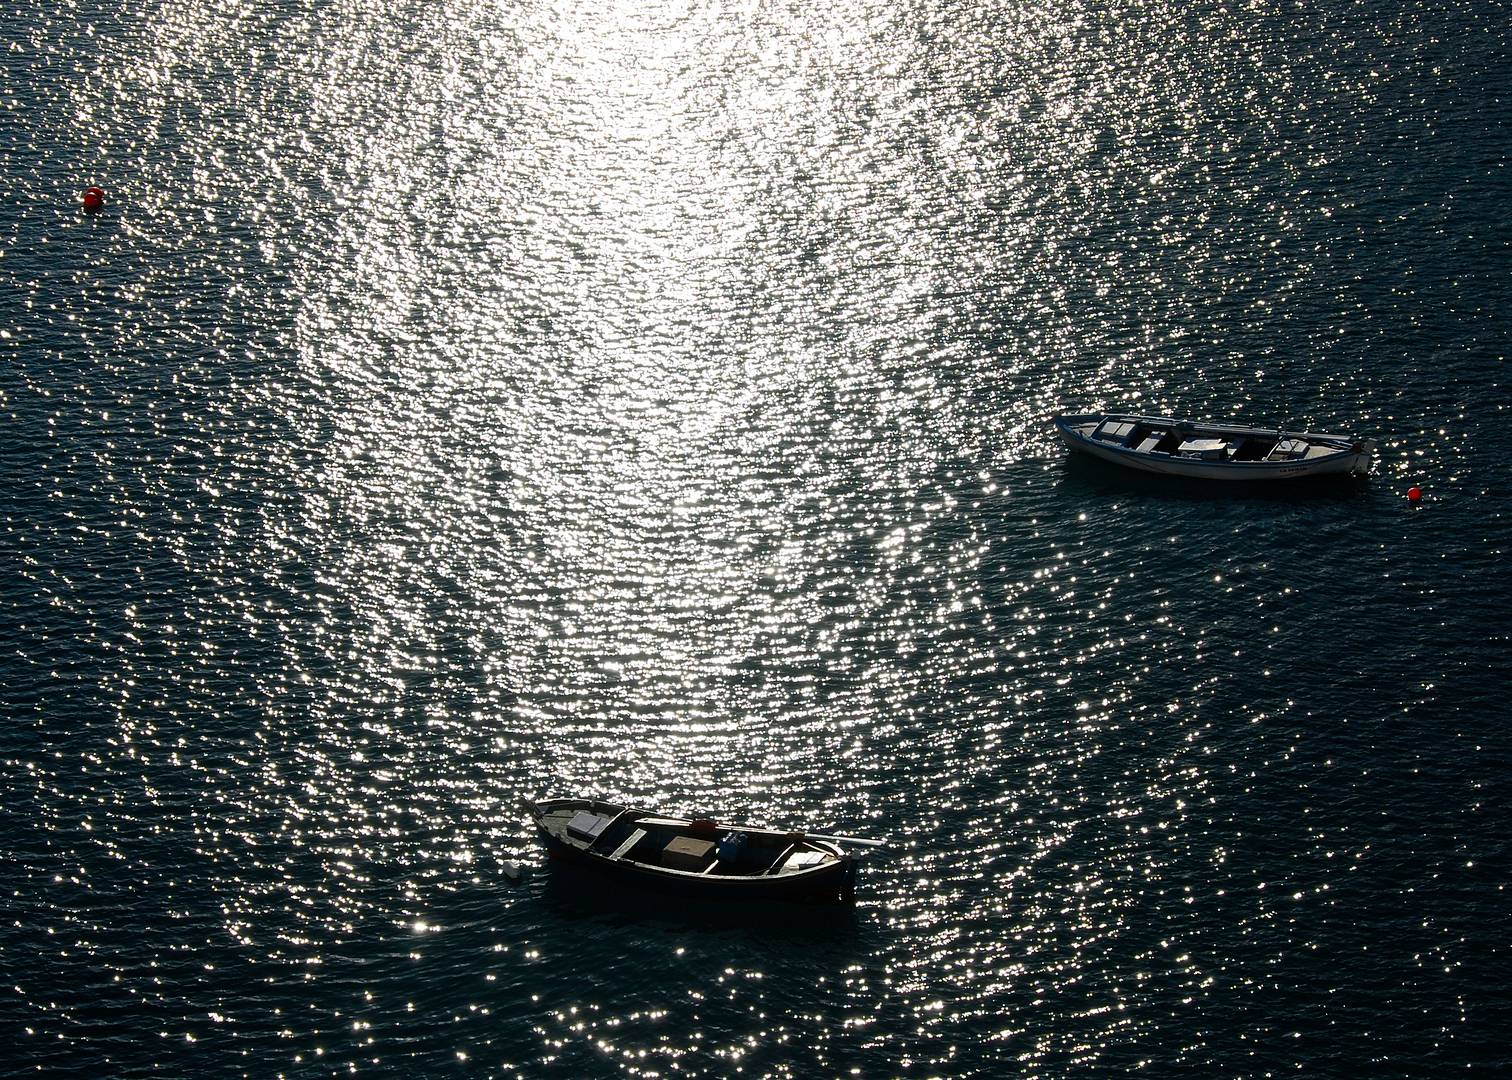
[525,797,870,902]
[1054,412,1374,480]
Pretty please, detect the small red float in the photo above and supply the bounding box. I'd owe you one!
[1407,486,1422,503]
[82,186,105,212]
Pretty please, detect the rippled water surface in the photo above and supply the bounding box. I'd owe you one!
[3,0,1509,1075]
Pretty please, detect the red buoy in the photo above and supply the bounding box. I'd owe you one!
[82,186,105,212]
[1407,486,1422,503]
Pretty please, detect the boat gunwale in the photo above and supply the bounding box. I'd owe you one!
[1055,412,1361,449]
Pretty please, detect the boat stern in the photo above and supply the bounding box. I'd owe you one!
[1349,438,1377,476]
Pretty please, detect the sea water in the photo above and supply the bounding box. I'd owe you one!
[2,1,1509,1075]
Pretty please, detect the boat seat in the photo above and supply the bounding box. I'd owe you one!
[608,828,646,860]
[779,850,829,872]
[763,844,797,875]
[1135,436,1161,453]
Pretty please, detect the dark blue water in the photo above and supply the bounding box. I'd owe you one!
[3,1,1509,1076]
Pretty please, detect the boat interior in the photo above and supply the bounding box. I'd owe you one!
[1085,417,1336,462]
[545,804,836,878]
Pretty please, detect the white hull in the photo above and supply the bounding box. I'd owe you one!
[1055,413,1373,481]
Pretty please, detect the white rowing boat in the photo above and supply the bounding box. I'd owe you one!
[1054,412,1374,480]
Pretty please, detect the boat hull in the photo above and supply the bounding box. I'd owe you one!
[1054,413,1373,481]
